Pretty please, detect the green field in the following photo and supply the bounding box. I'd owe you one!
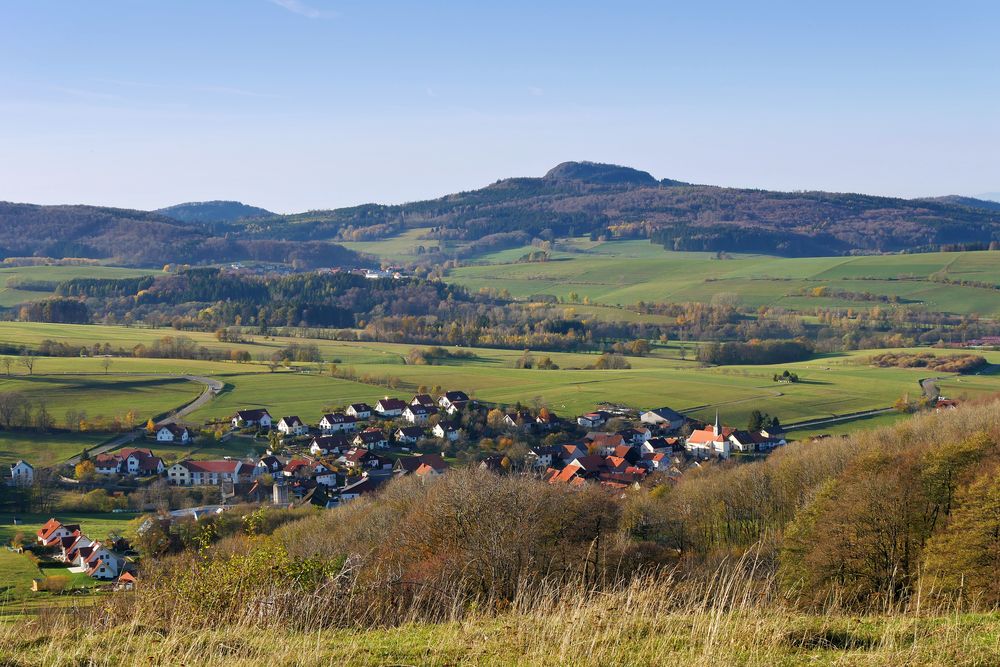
[0,265,157,308]
[0,373,203,427]
[0,323,998,439]
[448,246,1000,316]
[0,432,109,468]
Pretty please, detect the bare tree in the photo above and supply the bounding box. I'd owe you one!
[19,354,35,375]
[101,358,113,374]
[1,357,12,376]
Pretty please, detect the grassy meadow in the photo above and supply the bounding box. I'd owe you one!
[0,265,157,308]
[0,432,110,468]
[0,322,997,435]
[448,245,1000,316]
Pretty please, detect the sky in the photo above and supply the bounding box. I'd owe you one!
[0,0,998,213]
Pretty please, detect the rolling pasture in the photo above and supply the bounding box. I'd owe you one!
[448,245,1000,316]
[0,265,157,308]
[0,322,998,446]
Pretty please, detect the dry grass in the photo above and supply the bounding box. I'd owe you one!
[2,563,999,666]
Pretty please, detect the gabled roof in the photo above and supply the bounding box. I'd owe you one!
[321,412,356,424]
[643,407,685,422]
[395,453,449,474]
[341,475,385,495]
[405,404,437,416]
[312,434,350,449]
[37,519,64,541]
[376,398,407,411]
[349,402,374,412]
[235,408,271,420]
[571,455,607,472]
[10,459,33,469]
[442,390,470,402]
[395,426,425,438]
[354,431,386,444]
[159,423,189,437]
[279,415,304,427]
[410,394,435,407]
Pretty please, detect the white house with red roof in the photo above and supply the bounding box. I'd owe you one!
[167,459,247,486]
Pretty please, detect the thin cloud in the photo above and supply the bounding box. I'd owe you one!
[528,86,545,97]
[267,0,337,19]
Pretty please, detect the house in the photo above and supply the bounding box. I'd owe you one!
[728,430,786,453]
[546,466,586,486]
[617,427,652,445]
[410,394,436,408]
[432,422,461,441]
[402,404,437,424]
[611,444,642,465]
[346,403,374,420]
[935,398,960,411]
[641,437,682,455]
[310,434,350,456]
[394,453,449,476]
[567,455,608,477]
[276,416,308,436]
[232,408,272,429]
[167,460,247,486]
[353,429,389,450]
[684,414,732,459]
[8,460,33,486]
[118,447,165,476]
[503,410,533,428]
[640,406,686,431]
[577,411,610,428]
[586,433,625,456]
[642,452,671,471]
[394,426,425,445]
[438,390,470,415]
[36,519,81,546]
[56,531,93,563]
[558,444,587,465]
[375,397,407,417]
[319,413,359,434]
[535,410,559,430]
[156,424,190,444]
[340,447,391,470]
[87,558,118,581]
[255,455,285,476]
[526,445,561,469]
[282,459,315,479]
[339,474,385,502]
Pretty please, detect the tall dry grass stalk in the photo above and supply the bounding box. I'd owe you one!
[3,550,998,666]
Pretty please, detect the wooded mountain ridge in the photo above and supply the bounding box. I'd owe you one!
[3,162,999,263]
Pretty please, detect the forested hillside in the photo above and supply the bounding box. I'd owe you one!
[4,163,1000,263]
[0,202,366,268]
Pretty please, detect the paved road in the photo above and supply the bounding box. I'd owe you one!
[782,407,896,432]
[62,374,222,465]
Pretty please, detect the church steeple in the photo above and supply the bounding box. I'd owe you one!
[713,411,720,437]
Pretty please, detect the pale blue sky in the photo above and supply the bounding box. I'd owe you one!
[1,1,997,212]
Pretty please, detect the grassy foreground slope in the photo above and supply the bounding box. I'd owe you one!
[3,610,999,665]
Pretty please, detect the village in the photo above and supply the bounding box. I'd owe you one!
[9,389,789,508]
[3,389,792,590]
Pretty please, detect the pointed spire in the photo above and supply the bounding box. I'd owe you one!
[713,410,720,437]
